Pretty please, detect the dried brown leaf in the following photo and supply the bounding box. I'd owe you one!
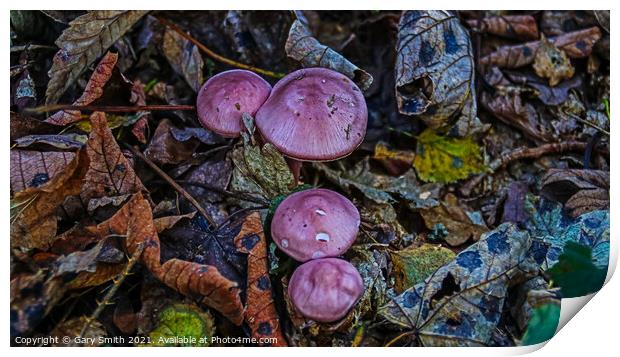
[11,149,89,251]
[467,15,539,40]
[46,52,118,125]
[81,112,146,202]
[45,11,148,104]
[153,211,196,233]
[144,119,200,165]
[533,37,575,86]
[10,112,59,141]
[234,212,287,346]
[162,29,204,92]
[51,317,107,346]
[541,169,609,218]
[10,150,75,194]
[480,27,601,69]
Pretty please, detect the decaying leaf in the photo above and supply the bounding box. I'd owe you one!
[51,317,107,346]
[10,112,59,141]
[373,142,416,176]
[81,112,146,202]
[524,197,609,270]
[390,243,455,293]
[162,29,204,92]
[11,149,89,251]
[533,37,575,86]
[541,169,609,218]
[234,212,287,346]
[10,150,76,193]
[46,52,119,125]
[285,19,372,91]
[420,193,488,246]
[46,10,148,104]
[520,303,560,346]
[379,223,537,346]
[154,211,197,233]
[395,10,485,137]
[13,134,87,151]
[413,128,486,184]
[479,27,601,69]
[148,304,214,346]
[466,15,539,40]
[144,119,200,165]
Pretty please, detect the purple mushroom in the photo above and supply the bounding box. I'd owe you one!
[288,258,364,323]
[197,69,272,138]
[255,68,368,180]
[271,188,360,262]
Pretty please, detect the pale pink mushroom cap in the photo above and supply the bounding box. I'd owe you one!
[197,69,271,138]
[255,68,368,161]
[271,188,360,262]
[288,258,364,323]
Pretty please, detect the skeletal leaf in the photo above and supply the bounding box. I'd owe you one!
[162,29,204,92]
[46,11,148,104]
[46,52,119,125]
[379,223,537,346]
[413,128,486,184]
[520,303,560,346]
[148,304,214,346]
[548,242,607,298]
[285,19,372,91]
[395,11,485,137]
[390,243,455,293]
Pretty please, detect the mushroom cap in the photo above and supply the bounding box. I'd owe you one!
[271,188,360,262]
[255,68,368,161]
[288,258,364,323]
[197,69,271,138]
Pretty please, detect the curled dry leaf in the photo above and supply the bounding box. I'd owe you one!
[285,19,373,91]
[144,119,200,165]
[46,52,119,126]
[480,27,601,69]
[162,29,204,92]
[234,212,287,346]
[153,211,197,233]
[532,37,575,86]
[10,150,75,193]
[466,15,539,40]
[395,11,485,137]
[420,193,488,246]
[45,10,148,104]
[541,169,609,218]
[81,112,146,202]
[379,223,537,346]
[10,149,89,252]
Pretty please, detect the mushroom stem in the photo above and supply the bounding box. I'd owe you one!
[286,158,303,184]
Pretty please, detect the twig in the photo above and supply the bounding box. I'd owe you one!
[177,180,269,205]
[75,243,144,345]
[25,104,195,114]
[217,205,268,230]
[564,111,610,136]
[155,16,285,79]
[126,145,218,228]
[461,141,590,196]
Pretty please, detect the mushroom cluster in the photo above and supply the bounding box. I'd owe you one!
[271,188,364,323]
[196,68,368,323]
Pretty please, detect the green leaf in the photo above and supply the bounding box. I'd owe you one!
[148,304,214,347]
[548,242,607,298]
[413,128,486,184]
[390,243,455,293]
[521,303,560,346]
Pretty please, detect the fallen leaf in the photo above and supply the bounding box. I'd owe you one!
[373,142,416,176]
[395,11,485,137]
[466,15,539,40]
[154,211,196,233]
[379,223,537,346]
[51,316,107,346]
[548,242,607,298]
[10,112,59,140]
[520,303,560,346]
[13,134,87,151]
[285,19,372,91]
[500,181,529,224]
[10,150,75,193]
[541,169,609,218]
[162,29,204,92]
[46,51,119,125]
[479,27,601,69]
[504,70,582,106]
[234,212,287,346]
[113,295,137,335]
[390,243,455,293]
[413,128,486,184]
[45,11,148,104]
[148,304,214,346]
[10,149,89,251]
[81,112,146,202]
[533,37,575,86]
[420,193,488,246]
[144,119,200,165]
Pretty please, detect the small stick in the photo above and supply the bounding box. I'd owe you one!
[155,16,285,79]
[126,145,218,228]
[25,104,195,114]
[75,243,144,345]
